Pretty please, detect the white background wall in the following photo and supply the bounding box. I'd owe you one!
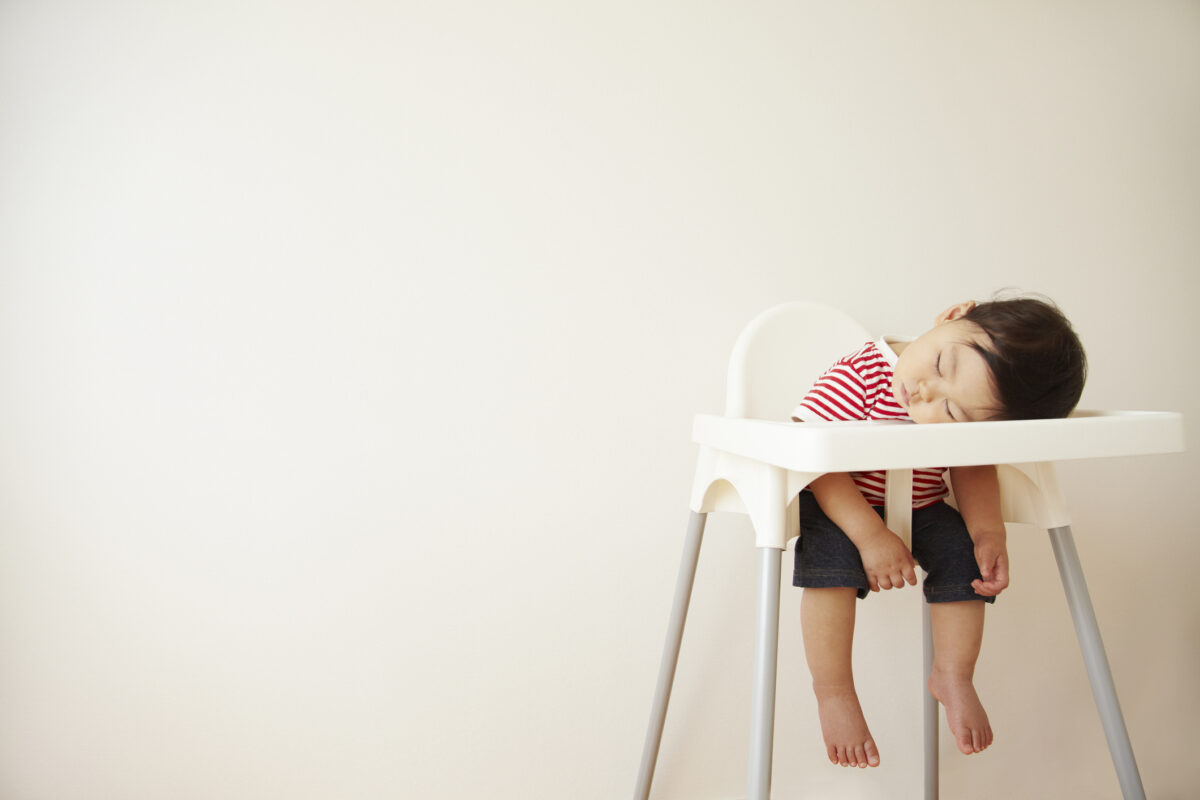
[1,2,1197,798]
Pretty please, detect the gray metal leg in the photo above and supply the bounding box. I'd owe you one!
[1048,525,1146,800]
[634,511,707,800]
[748,547,782,800]
[923,600,939,800]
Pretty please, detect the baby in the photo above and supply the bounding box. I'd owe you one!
[790,297,1086,767]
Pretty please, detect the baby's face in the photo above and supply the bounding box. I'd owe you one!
[891,320,1000,424]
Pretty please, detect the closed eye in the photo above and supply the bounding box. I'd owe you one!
[935,352,942,376]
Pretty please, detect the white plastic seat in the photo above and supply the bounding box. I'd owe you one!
[633,301,1183,800]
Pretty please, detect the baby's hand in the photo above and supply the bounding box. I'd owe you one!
[857,526,918,592]
[971,530,1010,597]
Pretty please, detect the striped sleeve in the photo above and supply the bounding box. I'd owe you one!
[793,346,872,422]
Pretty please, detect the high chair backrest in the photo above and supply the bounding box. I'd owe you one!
[725,302,872,421]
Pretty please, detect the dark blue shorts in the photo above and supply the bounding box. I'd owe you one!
[793,491,994,604]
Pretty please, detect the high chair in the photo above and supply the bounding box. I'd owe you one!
[633,302,1183,800]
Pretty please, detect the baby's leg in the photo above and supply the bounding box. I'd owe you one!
[927,600,993,755]
[802,587,880,768]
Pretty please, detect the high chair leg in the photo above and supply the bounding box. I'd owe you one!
[748,546,782,800]
[1048,525,1146,800]
[634,511,707,800]
[923,600,939,800]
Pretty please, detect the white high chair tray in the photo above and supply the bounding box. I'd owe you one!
[693,410,1183,472]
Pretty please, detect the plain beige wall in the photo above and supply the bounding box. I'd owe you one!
[1,1,1197,798]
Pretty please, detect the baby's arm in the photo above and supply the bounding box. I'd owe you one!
[808,473,918,592]
[947,465,1010,597]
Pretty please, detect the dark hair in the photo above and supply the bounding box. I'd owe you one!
[961,297,1087,420]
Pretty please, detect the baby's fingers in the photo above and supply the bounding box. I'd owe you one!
[972,579,1008,597]
[972,578,1000,596]
[878,568,914,591]
[979,576,1009,596]
[992,554,1010,589]
[972,564,1011,596]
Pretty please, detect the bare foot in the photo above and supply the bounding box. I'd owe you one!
[927,669,993,754]
[813,683,881,768]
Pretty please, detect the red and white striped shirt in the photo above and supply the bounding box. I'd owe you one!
[791,339,948,509]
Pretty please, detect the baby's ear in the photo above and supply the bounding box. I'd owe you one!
[936,300,977,324]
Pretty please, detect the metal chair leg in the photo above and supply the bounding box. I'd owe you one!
[634,511,707,800]
[747,546,782,800]
[1048,525,1146,800]
[923,600,939,800]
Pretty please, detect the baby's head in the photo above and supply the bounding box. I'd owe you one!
[892,297,1086,423]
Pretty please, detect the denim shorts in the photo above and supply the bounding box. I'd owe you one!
[793,491,994,604]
